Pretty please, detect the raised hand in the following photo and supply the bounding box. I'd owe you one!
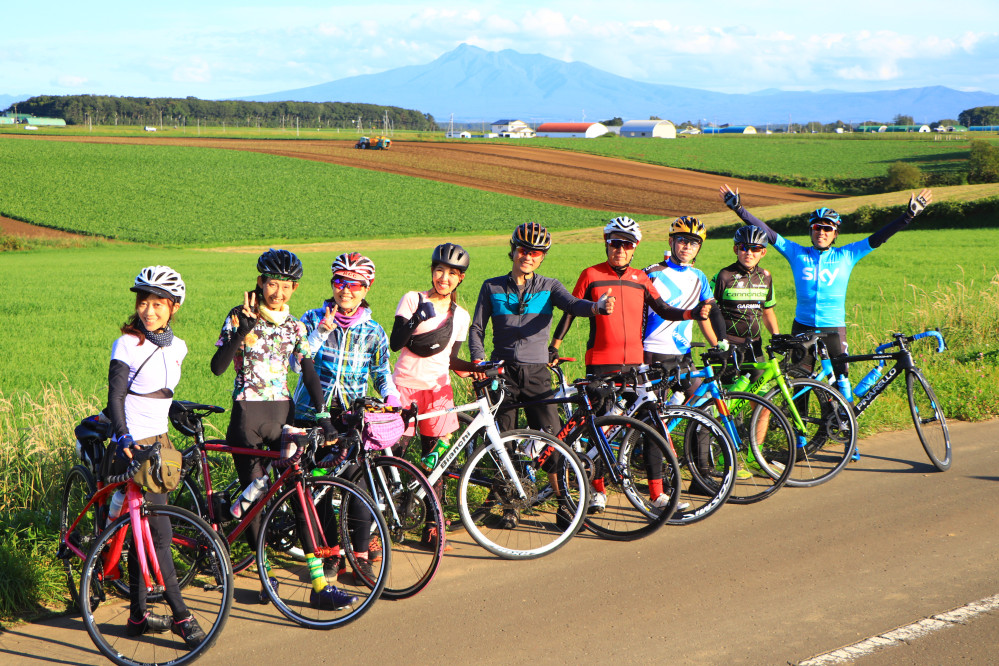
[719,184,741,211]
[413,293,436,322]
[318,304,338,333]
[908,188,932,218]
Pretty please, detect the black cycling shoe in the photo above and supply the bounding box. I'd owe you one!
[171,613,207,648]
[498,509,519,529]
[126,612,172,636]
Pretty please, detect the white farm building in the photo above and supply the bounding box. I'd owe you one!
[491,119,535,138]
[619,119,676,138]
[535,122,609,138]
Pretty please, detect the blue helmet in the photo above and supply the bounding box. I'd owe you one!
[808,207,841,227]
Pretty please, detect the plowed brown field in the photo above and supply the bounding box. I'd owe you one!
[2,135,830,238]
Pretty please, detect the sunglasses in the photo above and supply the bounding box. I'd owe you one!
[516,247,545,259]
[606,239,637,250]
[810,224,837,233]
[332,278,367,292]
[673,236,702,247]
[737,243,766,253]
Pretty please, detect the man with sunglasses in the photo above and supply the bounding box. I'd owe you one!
[469,222,613,463]
[710,225,779,360]
[719,183,932,382]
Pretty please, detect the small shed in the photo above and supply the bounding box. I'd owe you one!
[702,125,757,134]
[619,119,676,139]
[535,122,609,138]
[24,116,66,127]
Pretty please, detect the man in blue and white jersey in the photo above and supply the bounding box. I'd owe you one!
[718,183,932,377]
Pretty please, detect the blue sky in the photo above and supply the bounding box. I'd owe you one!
[3,0,998,99]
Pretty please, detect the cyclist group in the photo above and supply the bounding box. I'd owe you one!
[101,183,932,642]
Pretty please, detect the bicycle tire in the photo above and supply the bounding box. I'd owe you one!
[457,429,587,559]
[643,405,736,524]
[365,455,445,599]
[59,465,99,606]
[723,391,796,503]
[563,415,679,540]
[260,477,389,629]
[764,378,858,487]
[906,370,951,471]
[80,505,233,666]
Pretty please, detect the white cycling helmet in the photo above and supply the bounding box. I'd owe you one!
[131,265,186,305]
[603,216,642,244]
[331,252,376,286]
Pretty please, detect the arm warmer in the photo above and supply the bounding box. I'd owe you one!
[389,315,416,352]
[732,206,779,245]
[551,311,575,344]
[298,357,327,412]
[108,359,131,438]
[868,211,912,249]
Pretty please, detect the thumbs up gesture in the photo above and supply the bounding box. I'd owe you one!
[595,288,615,315]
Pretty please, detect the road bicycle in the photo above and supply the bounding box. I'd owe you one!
[716,334,859,487]
[666,345,798,502]
[306,396,446,600]
[413,362,589,559]
[549,359,735,526]
[794,329,951,471]
[164,402,391,629]
[59,444,233,666]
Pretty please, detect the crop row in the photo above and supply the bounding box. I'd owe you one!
[0,140,619,245]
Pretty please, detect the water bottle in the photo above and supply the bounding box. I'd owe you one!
[669,391,685,406]
[835,374,854,403]
[609,397,628,416]
[729,373,752,392]
[108,489,126,521]
[421,439,450,471]
[230,476,268,519]
[854,366,883,397]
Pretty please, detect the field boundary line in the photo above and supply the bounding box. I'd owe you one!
[796,593,999,665]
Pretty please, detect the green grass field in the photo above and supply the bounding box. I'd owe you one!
[0,139,626,244]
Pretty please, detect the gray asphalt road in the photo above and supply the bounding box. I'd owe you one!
[3,420,996,665]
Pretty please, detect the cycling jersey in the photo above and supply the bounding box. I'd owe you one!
[711,261,776,341]
[469,273,596,364]
[108,334,187,440]
[216,305,312,402]
[643,259,712,355]
[553,262,690,367]
[733,206,913,328]
[292,301,398,421]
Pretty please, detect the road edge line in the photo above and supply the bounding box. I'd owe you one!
[797,593,999,665]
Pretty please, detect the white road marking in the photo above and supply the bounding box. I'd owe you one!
[798,593,999,665]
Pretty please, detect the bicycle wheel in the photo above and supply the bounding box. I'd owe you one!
[564,416,679,540]
[458,429,587,559]
[718,392,796,503]
[644,406,736,525]
[764,378,858,487]
[907,370,951,471]
[80,505,233,666]
[59,465,100,605]
[365,455,445,599]
[260,477,389,629]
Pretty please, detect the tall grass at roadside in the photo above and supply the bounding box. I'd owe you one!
[0,383,102,620]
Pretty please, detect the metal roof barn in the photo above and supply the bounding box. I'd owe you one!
[619,119,676,138]
[535,122,609,138]
[702,126,757,134]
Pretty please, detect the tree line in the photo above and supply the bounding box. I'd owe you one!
[6,95,437,130]
[958,106,999,127]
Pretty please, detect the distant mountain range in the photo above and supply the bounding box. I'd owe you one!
[244,43,999,125]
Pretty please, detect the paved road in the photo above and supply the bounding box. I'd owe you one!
[2,420,996,665]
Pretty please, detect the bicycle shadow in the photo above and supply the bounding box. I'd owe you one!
[845,453,941,474]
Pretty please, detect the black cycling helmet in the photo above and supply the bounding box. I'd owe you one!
[257,248,303,281]
[733,225,768,247]
[511,222,552,252]
[432,243,470,272]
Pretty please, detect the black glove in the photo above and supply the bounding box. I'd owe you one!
[235,311,256,336]
[548,345,559,364]
[723,189,741,211]
[318,417,337,442]
[687,305,709,321]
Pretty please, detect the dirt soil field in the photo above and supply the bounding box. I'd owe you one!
[2,135,830,239]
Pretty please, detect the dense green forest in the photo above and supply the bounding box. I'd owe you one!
[5,94,436,130]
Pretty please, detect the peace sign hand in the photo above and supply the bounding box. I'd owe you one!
[318,304,338,333]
